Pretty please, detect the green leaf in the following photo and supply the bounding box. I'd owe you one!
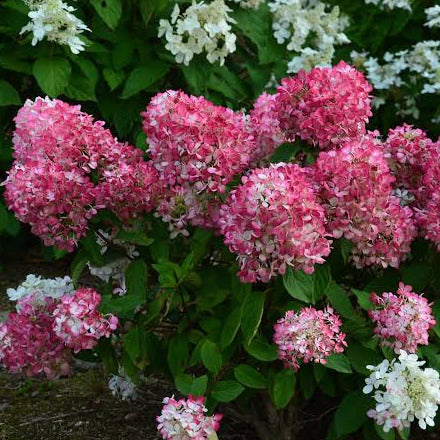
[220,307,241,349]
[121,63,170,99]
[240,292,265,344]
[70,251,88,285]
[334,392,371,436]
[116,229,154,246]
[191,375,208,396]
[346,343,381,375]
[175,373,192,396]
[401,262,432,291]
[0,80,20,106]
[91,0,122,29]
[167,334,189,376]
[208,433,219,440]
[181,59,210,95]
[81,231,105,266]
[245,337,278,362]
[374,423,396,440]
[324,353,352,374]
[201,339,222,375]
[33,57,71,97]
[123,324,149,369]
[234,365,266,389]
[325,282,357,319]
[125,260,148,301]
[103,68,125,91]
[211,380,244,402]
[283,265,331,304]
[64,73,97,101]
[352,289,373,311]
[270,369,295,409]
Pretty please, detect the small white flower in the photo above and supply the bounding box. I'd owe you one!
[425,5,440,28]
[20,0,89,53]
[108,367,138,401]
[364,0,412,11]
[363,351,440,432]
[228,0,265,9]
[158,0,236,66]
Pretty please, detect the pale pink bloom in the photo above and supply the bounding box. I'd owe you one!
[157,395,222,440]
[273,306,347,371]
[369,283,436,353]
[275,61,372,149]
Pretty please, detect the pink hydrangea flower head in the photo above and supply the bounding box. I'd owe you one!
[275,61,372,149]
[248,92,285,166]
[416,146,440,250]
[273,306,347,371]
[96,159,161,221]
[218,163,332,283]
[312,134,417,268]
[157,395,222,440]
[369,283,436,353]
[0,293,72,379]
[3,158,98,251]
[142,90,255,193]
[52,288,118,353]
[384,124,436,204]
[12,97,142,173]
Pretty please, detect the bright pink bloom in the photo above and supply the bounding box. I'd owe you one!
[312,135,417,268]
[384,124,436,204]
[218,163,331,283]
[273,306,347,371]
[369,283,436,353]
[0,294,72,379]
[96,160,161,221]
[3,159,98,252]
[142,90,255,193]
[53,288,118,353]
[248,92,285,166]
[275,61,372,149]
[157,395,222,440]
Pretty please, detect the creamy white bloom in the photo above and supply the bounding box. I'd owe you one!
[426,5,440,28]
[108,367,138,401]
[363,351,440,432]
[6,274,74,302]
[268,0,349,73]
[158,0,236,66]
[20,0,89,53]
[364,0,412,11]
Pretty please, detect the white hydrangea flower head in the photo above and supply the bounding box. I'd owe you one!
[363,351,440,432]
[158,0,237,66]
[268,0,349,73]
[108,367,138,401]
[364,0,412,11]
[20,0,89,54]
[6,274,74,303]
[426,5,440,28]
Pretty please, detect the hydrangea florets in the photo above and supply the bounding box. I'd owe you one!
[142,90,254,193]
[53,288,118,353]
[275,61,372,148]
[273,306,347,371]
[363,351,440,432]
[313,135,417,268]
[369,283,436,353]
[0,294,73,379]
[218,163,332,283]
[157,395,222,440]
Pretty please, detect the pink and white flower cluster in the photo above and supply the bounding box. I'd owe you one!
[273,306,347,371]
[0,276,118,379]
[53,288,118,353]
[369,283,436,354]
[312,135,417,268]
[157,395,222,440]
[218,163,331,282]
[275,61,372,149]
[3,97,159,251]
